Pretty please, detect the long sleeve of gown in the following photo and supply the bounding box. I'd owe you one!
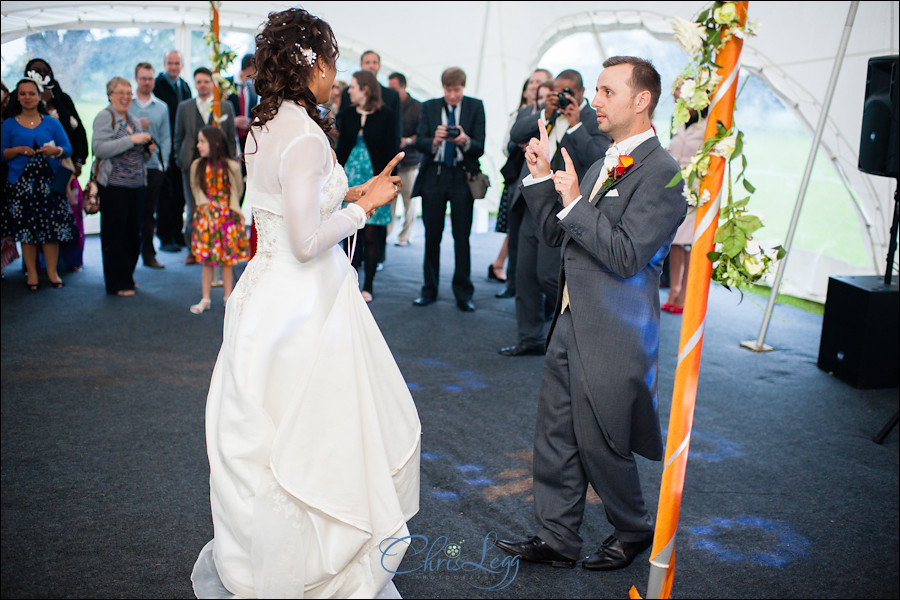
[280,133,366,263]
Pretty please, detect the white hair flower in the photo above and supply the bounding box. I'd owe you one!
[24,70,50,93]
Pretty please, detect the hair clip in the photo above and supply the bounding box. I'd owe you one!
[292,44,317,67]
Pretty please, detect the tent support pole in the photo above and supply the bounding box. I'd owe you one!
[740,0,859,353]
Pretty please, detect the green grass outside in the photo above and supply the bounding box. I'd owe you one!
[740,283,825,315]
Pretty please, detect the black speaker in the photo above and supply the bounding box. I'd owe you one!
[817,275,899,389]
[858,55,899,178]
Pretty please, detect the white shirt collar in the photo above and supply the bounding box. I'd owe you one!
[611,127,656,157]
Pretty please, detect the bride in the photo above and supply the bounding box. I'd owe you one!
[191,8,421,599]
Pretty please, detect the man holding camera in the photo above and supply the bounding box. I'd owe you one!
[130,62,172,269]
[411,67,486,312]
[498,69,608,355]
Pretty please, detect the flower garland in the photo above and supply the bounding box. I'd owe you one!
[669,1,784,289]
[203,1,238,104]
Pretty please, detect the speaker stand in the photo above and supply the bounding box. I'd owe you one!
[885,181,898,285]
[874,410,899,444]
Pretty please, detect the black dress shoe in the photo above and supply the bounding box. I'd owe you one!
[144,258,166,269]
[498,342,545,356]
[582,535,652,571]
[495,536,576,569]
[412,296,436,307]
[495,287,515,299]
[456,299,476,312]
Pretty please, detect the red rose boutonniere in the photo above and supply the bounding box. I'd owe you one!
[608,155,634,181]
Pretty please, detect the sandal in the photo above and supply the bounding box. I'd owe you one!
[49,279,64,289]
[190,298,212,314]
[25,281,39,291]
[361,290,373,303]
[116,289,136,297]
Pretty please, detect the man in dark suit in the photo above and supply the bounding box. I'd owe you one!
[173,67,237,264]
[153,50,193,253]
[495,56,686,572]
[226,53,258,160]
[411,67,486,312]
[499,69,608,356]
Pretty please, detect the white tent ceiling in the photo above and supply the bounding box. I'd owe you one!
[3,1,899,301]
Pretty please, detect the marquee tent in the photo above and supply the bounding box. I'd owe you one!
[2,1,898,303]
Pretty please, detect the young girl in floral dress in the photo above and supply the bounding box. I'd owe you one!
[189,126,249,314]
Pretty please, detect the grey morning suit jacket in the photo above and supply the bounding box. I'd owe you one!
[520,136,686,461]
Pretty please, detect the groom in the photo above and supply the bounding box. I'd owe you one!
[495,56,686,571]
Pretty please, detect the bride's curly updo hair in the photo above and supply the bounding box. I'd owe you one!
[251,8,339,134]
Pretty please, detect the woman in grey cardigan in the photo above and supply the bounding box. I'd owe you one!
[91,77,154,296]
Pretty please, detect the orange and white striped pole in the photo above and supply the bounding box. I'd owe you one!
[641,3,748,599]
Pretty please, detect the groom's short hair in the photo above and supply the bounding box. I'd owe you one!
[602,56,661,118]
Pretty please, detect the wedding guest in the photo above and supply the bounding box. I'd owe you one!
[498,69,608,356]
[190,9,419,598]
[153,50,192,253]
[173,67,237,265]
[411,67,486,312]
[188,126,248,313]
[0,80,18,278]
[492,70,553,295]
[24,58,89,272]
[1,77,76,290]
[130,62,172,270]
[663,83,709,314]
[336,70,400,302]
[387,71,422,247]
[92,77,155,296]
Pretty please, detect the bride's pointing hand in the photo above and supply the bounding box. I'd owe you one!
[356,152,405,216]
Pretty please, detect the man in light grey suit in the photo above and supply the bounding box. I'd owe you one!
[496,56,686,572]
[173,66,237,263]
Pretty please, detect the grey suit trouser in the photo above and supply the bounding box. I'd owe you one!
[515,208,560,345]
[533,309,654,559]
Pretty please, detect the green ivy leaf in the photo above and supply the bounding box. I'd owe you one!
[666,171,684,188]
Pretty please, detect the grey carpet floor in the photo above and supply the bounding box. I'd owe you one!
[2,219,897,599]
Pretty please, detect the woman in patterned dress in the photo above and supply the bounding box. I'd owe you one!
[335,70,399,302]
[1,77,76,290]
[188,125,249,314]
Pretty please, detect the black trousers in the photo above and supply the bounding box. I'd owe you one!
[99,184,144,295]
[156,161,185,247]
[419,165,474,302]
[515,207,561,345]
[141,168,166,261]
[351,224,386,294]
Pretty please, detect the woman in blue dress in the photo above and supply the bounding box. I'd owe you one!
[1,76,75,290]
[335,69,399,302]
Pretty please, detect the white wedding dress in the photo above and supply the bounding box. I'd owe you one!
[191,103,421,599]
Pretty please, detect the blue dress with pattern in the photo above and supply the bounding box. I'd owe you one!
[343,134,391,226]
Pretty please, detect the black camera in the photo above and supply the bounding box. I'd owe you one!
[557,88,575,109]
[445,126,461,139]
